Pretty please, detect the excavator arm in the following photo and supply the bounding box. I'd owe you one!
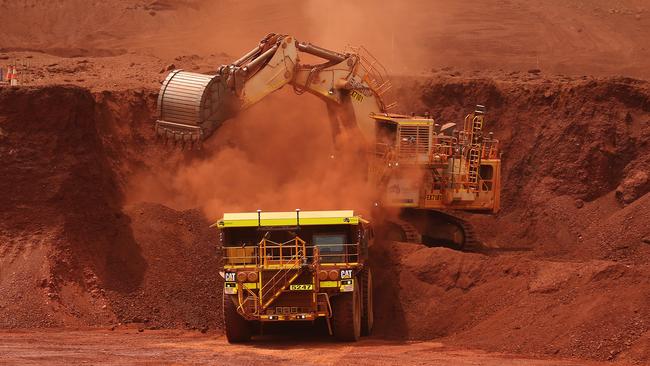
[155,33,395,146]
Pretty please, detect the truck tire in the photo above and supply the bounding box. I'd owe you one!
[331,281,361,341]
[360,268,374,336]
[223,295,252,343]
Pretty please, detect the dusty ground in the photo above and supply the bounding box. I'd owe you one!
[1,0,649,79]
[2,0,650,91]
[0,329,622,366]
[1,1,650,365]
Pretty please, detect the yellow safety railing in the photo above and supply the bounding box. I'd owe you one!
[346,44,398,111]
[306,243,360,264]
[223,246,258,267]
[258,237,307,309]
[481,139,500,159]
[260,237,306,268]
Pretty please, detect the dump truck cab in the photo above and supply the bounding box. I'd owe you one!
[215,210,374,342]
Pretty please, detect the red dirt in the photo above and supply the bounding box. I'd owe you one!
[3,76,648,364]
[1,1,650,365]
[1,1,649,79]
[0,329,613,366]
[383,75,650,363]
[372,241,650,362]
[0,86,220,331]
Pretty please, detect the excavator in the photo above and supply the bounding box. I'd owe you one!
[155,33,501,250]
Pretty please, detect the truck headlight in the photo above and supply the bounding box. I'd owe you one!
[340,279,354,292]
[224,282,237,294]
[319,270,328,281]
[328,270,339,281]
[236,272,247,282]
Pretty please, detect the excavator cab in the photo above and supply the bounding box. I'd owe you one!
[370,109,501,213]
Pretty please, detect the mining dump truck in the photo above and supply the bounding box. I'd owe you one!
[156,32,501,249]
[215,210,373,342]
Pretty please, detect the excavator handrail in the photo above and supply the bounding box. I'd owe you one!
[346,45,397,111]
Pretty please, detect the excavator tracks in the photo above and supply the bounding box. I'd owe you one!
[388,209,483,251]
[390,219,422,243]
[428,209,482,250]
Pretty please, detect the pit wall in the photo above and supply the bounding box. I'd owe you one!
[0,86,221,329]
[394,75,650,259]
[0,77,648,363]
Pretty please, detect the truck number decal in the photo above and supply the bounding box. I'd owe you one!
[351,90,364,102]
[290,284,313,291]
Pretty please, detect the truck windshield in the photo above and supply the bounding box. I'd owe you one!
[313,233,346,263]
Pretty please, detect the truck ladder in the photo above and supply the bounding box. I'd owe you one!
[258,237,308,310]
[260,264,303,310]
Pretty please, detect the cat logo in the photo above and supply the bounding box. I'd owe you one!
[340,269,353,279]
[225,272,236,282]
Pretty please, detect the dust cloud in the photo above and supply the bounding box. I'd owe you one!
[173,0,435,73]
[126,0,440,219]
[127,88,376,219]
[300,0,440,73]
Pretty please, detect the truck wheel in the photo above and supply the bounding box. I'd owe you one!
[332,281,361,341]
[223,295,252,343]
[361,268,374,336]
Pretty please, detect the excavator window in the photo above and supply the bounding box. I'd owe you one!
[480,164,494,191]
[376,123,397,146]
[480,164,493,180]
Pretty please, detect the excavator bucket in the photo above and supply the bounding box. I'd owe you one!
[155,70,237,144]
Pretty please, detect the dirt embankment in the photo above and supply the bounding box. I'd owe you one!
[372,241,650,363]
[0,86,221,330]
[383,75,650,363]
[397,75,650,258]
[0,75,649,364]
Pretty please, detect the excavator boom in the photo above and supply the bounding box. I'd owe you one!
[155,33,395,145]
